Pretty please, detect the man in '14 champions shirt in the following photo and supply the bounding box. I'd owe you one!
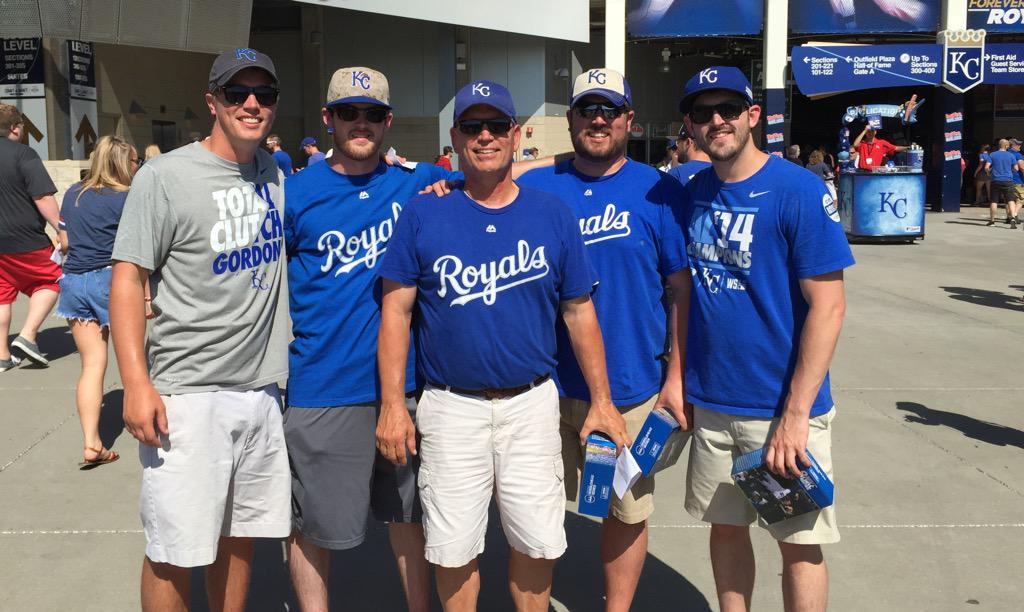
[676,66,854,612]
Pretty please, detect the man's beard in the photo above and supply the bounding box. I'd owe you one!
[334,133,380,162]
[696,123,751,163]
[572,128,627,164]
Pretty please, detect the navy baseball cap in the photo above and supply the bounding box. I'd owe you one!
[300,137,316,147]
[454,81,516,122]
[208,48,277,91]
[666,138,678,149]
[570,68,632,108]
[679,66,754,113]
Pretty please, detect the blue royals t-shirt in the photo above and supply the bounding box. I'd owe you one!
[1013,150,1024,185]
[668,160,713,186]
[284,160,451,407]
[518,160,688,405]
[378,186,596,390]
[681,155,855,418]
[989,150,1018,183]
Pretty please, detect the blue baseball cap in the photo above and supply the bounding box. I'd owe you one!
[300,136,316,147]
[453,81,516,123]
[679,66,754,113]
[570,68,632,108]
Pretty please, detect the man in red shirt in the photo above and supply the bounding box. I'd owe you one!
[852,126,906,170]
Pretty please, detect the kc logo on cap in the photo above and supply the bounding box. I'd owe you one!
[326,67,391,108]
[570,67,632,108]
[679,66,754,113]
[453,80,516,122]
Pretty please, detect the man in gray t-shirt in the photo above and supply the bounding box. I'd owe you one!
[109,48,290,611]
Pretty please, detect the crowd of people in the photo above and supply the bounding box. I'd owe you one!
[973,138,1024,229]
[0,49,855,612]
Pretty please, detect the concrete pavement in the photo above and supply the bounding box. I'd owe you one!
[1,206,1021,611]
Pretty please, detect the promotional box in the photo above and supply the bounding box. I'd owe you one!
[731,447,834,525]
[578,433,617,518]
[630,408,687,476]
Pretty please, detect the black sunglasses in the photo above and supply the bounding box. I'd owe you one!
[332,105,389,123]
[456,118,513,136]
[574,103,626,121]
[220,84,280,106]
[689,101,749,124]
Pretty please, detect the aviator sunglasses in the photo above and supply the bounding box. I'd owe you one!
[456,118,513,136]
[219,84,280,106]
[688,101,749,124]
[574,102,626,122]
[332,105,389,123]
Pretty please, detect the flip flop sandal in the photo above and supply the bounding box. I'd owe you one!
[79,447,120,469]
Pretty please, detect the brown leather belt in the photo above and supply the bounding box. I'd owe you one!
[431,373,551,400]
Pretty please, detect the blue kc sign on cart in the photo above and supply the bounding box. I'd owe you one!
[839,173,926,239]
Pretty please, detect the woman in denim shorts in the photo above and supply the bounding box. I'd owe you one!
[56,135,139,468]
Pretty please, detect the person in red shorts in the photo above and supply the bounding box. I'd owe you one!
[0,104,62,370]
[852,125,907,170]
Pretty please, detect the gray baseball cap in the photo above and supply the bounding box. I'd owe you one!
[326,67,391,108]
[208,48,278,91]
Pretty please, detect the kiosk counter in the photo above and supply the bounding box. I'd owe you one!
[837,169,925,241]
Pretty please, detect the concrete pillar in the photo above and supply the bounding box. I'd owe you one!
[761,0,788,156]
[300,5,326,145]
[943,0,969,30]
[42,37,71,160]
[605,0,625,74]
[929,0,969,212]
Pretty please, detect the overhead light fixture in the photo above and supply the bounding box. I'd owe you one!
[183,107,198,120]
[660,47,671,73]
[553,67,570,78]
[128,100,146,115]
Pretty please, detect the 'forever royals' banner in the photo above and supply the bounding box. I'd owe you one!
[967,0,1024,32]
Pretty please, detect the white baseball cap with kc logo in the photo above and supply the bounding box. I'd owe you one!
[326,67,391,108]
[570,68,633,108]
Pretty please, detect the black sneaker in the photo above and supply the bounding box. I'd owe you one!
[0,355,21,373]
[986,220,995,226]
[1012,219,1018,229]
[10,336,48,366]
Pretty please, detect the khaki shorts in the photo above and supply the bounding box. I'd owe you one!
[684,406,839,545]
[561,394,686,524]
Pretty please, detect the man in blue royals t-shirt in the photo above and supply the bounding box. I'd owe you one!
[517,67,691,612]
[668,124,713,186]
[676,67,854,612]
[283,67,453,612]
[377,80,628,612]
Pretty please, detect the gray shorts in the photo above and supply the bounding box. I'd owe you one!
[283,396,421,550]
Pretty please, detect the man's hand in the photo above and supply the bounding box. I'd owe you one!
[654,379,693,432]
[579,400,630,454]
[123,382,168,448]
[417,179,459,197]
[376,401,417,466]
[764,413,810,479]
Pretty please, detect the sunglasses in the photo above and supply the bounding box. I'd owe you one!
[574,103,627,122]
[332,105,389,123]
[688,101,749,124]
[220,84,280,106]
[456,118,513,136]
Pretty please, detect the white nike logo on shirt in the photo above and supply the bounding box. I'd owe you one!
[749,190,771,198]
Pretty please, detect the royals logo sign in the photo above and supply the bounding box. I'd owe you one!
[941,29,985,93]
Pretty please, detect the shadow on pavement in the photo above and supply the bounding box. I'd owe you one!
[939,286,1024,312]
[897,402,1024,449]
[99,389,126,451]
[184,505,709,611]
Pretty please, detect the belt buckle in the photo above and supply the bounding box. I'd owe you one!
[482,388,505,400]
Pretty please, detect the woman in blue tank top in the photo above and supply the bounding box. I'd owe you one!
[56,135,139,468]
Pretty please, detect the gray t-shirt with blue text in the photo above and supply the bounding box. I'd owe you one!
[112,142,288,394]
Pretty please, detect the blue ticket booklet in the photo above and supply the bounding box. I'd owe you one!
[731,447,834,525]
